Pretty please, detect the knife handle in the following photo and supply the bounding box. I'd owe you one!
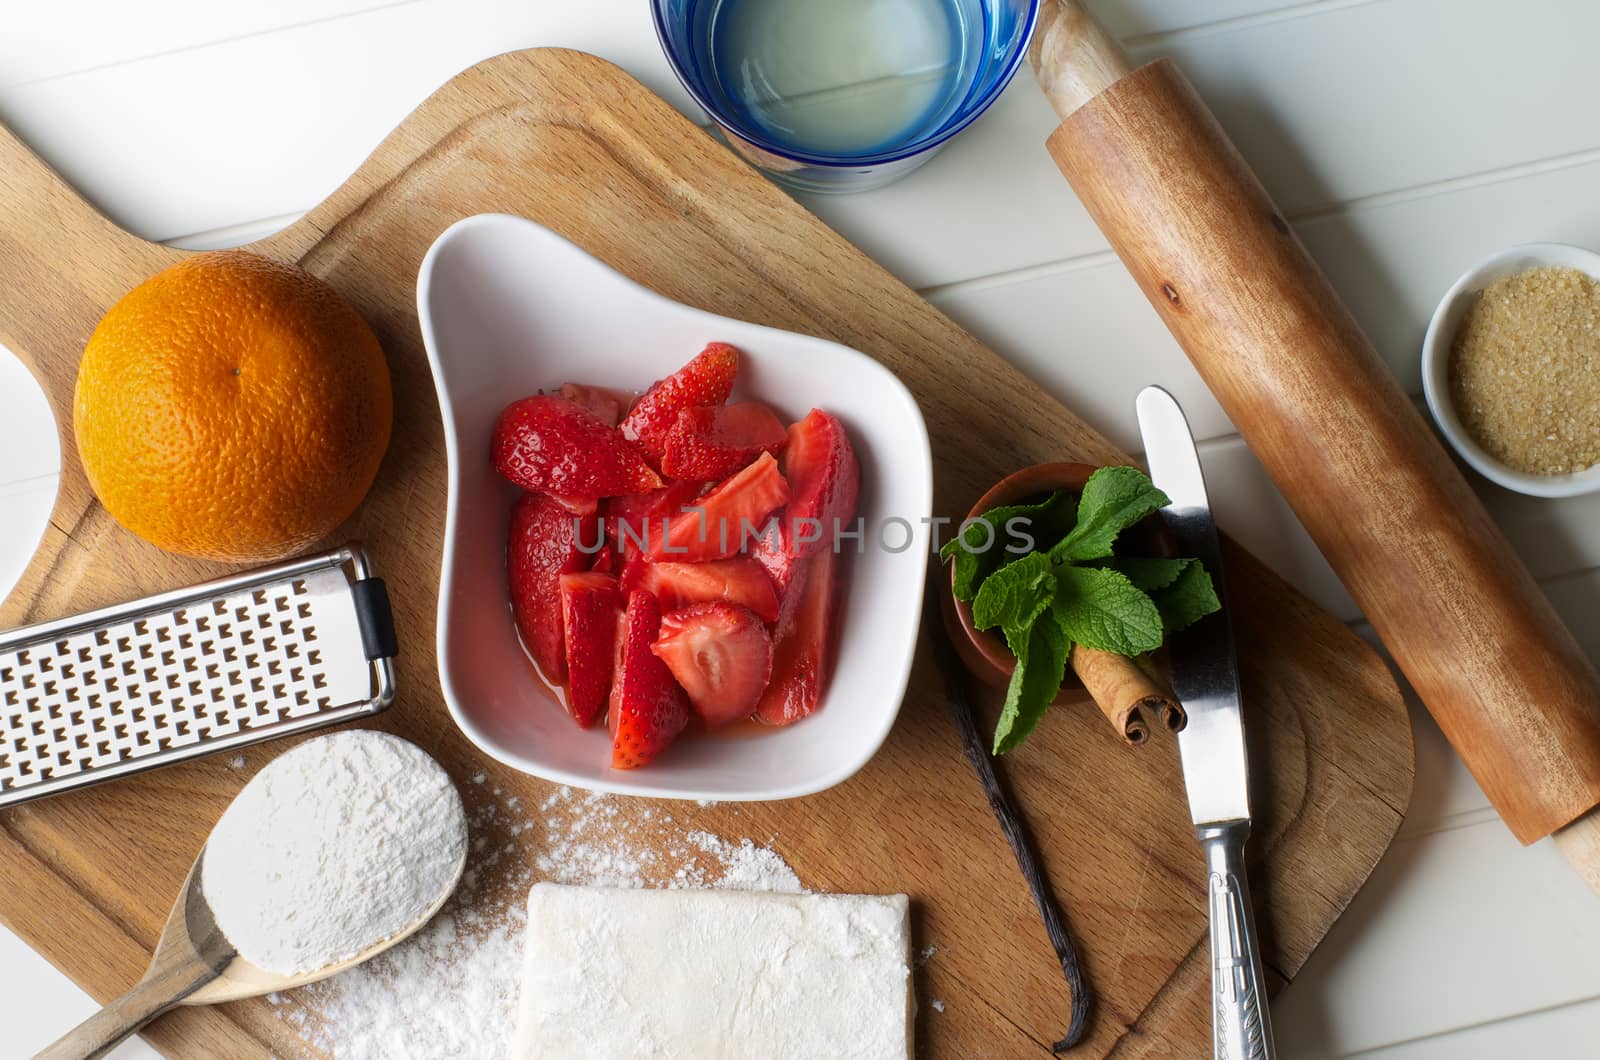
[1198,821,1276,1060]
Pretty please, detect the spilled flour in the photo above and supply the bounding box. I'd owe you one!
[268,785,802,1058]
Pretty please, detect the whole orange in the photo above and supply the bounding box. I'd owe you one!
[73,250,392,563]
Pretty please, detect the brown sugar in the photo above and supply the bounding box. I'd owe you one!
[1449,265,1600,475]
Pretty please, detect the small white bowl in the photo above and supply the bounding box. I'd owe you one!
[1421,242,1600,498]
[417,215,933,800]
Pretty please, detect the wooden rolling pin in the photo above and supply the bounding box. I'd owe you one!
[1030,0,1600,877]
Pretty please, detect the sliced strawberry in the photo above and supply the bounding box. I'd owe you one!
[508,492,598,686]
[559,383,628,427]
[621,555,780,622]
[748,518,800,599]
[608,478,707,559]
[493,395,662,499]
[660,403,788,480]
[552,494,599,517]
[755,547,840,726]
[609,591,690,768]
[778,409,860,558]
[620,343,739,462]
[649,452,790,562]
[590,542,617,575]
[652,603,774,728]
[559,572,625,727]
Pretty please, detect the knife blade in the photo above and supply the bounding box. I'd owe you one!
[1135,385,1250,827]
[1136,384,1276,1060]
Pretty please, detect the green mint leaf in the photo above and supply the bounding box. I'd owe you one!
[994,490,1079,554]
[1150,559,1222,632]
[1051,565,1165,656]
[971,551,1055,633]
[941,491,1077,601]
[1096,556,1191,593]
[1050,466,1169,563]
[992,615,1072,755]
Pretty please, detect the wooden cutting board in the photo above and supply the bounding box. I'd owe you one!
[0,48,1412,1057]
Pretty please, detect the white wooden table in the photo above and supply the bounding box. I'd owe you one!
[6,1,1600,1056]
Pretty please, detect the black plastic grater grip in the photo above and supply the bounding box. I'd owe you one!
[351,577,400,661]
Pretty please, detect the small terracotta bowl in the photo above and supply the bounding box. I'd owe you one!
[940,462,1171,703]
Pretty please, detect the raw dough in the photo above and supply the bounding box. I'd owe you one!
[511,883,913,1058]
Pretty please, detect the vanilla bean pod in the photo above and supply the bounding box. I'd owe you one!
[926,576,1092,1050]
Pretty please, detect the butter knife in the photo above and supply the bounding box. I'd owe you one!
[1136,385,1276,1060]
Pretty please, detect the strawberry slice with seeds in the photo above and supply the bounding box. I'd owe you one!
[559,382,628,427]
[559,572,625,727]
[649,451,789,562]
[609,591,690,768]
[755,547,840,726]
[660,403,788,480]
[779,409,860,558]
[508,492,599,686]
[620,343,739,462]
[653,602,774,729]
[608,478,708,559]
[493,395,662,499]
[621,555,780,622]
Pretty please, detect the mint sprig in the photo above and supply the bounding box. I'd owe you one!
[1052,566,1164,656]
[1049,466,1169,563]
[993,617,1072,754]
[1150,558,1221,633]
[943,466,1221,754]
[941,491,1076,599]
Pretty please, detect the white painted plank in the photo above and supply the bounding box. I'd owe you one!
[1294,155,1600,398]
[1394,692,1496,835]
[805,0,1600,289]
[1093,0,1326,39]
[0,0,415,89]
[0,0,699,242]
[1346,996,1600,1059]
[795,79,1097,293]
[0,925,158,1058]
[925,247,1216,449]
[1152,0,1600,218]
[1272,819,1600,1056]
[0,0,1306,94]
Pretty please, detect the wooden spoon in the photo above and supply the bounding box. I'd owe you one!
[35,840,464,1059]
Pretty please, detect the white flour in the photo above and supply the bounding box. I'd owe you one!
[201,731,467,976]
[270,784,803,1058]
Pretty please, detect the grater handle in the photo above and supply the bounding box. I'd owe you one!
[34,960,219,1060]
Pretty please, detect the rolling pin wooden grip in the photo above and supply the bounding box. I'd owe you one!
[1045,59,1600,845]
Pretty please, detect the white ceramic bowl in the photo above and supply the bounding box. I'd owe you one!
[417,214,933,800]
[1421,242,1600,498]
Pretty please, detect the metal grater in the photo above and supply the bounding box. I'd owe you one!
[0,544,397,808]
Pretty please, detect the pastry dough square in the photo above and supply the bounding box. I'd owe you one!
[511,883,914,1058]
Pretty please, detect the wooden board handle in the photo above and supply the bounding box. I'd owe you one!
[1039,51,1600,844]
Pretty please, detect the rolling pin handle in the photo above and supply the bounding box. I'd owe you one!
[1554,807,1600,895]
[1029,0,1135,120]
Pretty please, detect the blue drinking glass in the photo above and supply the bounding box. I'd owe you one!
[653,0,1040,193]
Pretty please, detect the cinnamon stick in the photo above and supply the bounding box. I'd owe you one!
[1134,652,1186,732]
[1069,646,1182,745]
